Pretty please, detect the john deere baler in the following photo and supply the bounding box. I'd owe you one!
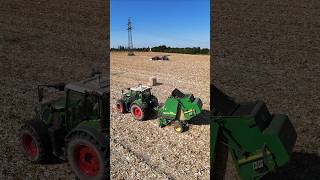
[158,88,202,132]
[211,85,297,180]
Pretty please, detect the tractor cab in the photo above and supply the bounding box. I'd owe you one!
[19,73,109,179]
[64,75,108,131]
[36,75,108,131]
[121,85,152,102]
[129,84,152,99]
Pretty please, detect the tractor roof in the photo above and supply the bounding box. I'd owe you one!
[130,85,151,92]
[65,74,109,95]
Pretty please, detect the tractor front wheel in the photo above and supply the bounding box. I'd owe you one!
[130,104,146,121]
[67,133,107,180]
[18,120,51,163]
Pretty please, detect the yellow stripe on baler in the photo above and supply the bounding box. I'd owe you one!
[238,151,271,164]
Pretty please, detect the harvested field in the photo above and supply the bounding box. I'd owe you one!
[110,52,210,179]
[211,0,320,179]
[0,0,107,179]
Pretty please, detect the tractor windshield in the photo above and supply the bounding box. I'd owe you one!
[67,90,100,128]
[67,90,84,107]
[142,89,151,97]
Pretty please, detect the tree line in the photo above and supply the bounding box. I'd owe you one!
[152,45,209,55]
[111,45,209,55]
[111,46,151,52]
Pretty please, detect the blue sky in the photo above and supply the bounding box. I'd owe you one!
[110,0,209,48]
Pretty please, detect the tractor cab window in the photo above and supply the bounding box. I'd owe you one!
[67,90,84,107]
[143,89,151,96]
[67,90,100,128]
[86,95,100,117]
[130,90,139,99]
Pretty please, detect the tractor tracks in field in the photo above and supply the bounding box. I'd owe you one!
[111,137,175,180]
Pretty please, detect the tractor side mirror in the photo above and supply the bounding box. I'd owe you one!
[38,87,44,102]
[55,83,65,91]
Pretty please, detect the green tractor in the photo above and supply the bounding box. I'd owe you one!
[116,84,158,121]
[158,88,203,133]
[210,84,297,180]
[18,74,109,180]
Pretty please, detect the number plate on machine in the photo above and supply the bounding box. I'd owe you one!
[253,160,264,170]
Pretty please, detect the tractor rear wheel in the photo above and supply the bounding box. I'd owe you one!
[174,121,185,133]
[116,100,125,113]
[67,132,107,180]
[18,119,51,163]
[130,104,146,121]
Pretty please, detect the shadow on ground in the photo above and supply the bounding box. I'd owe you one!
[153,82,163,86]
[42,156,65,165]
[263,152,320,180]
[189,110,211,125]
[145,110,159,121]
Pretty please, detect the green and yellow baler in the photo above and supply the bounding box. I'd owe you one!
[210,85,297,180]
[158,88,202,132]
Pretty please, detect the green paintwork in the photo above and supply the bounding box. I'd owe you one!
[77,119,101,129]
[158,92,202,127]
[159,97,178,119]
[210,104,297,180]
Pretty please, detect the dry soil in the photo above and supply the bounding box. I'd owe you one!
[110,52,210,180]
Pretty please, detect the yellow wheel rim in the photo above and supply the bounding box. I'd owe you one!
[175,127,182,132]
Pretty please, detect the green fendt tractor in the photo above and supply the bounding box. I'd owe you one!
[158,88,203,133]
[116,84,158,121]
[18,74,109,180]
[210,84,297,180]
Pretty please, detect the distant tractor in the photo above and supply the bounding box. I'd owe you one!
[158,89,203,133]
[149,55,169,61]
[116,85,158,121]
[18,74,108,180]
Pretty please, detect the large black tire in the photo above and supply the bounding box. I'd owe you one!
[130,104,146,121]
[18,119,51,163]
[116,100,126,113]
[67,132,107,180]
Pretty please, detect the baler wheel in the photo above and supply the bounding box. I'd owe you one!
[18,120,51,163]
[174,121,185,133]
[116,100,125,113]
[67,132,107,180]
[130,104,146,121]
